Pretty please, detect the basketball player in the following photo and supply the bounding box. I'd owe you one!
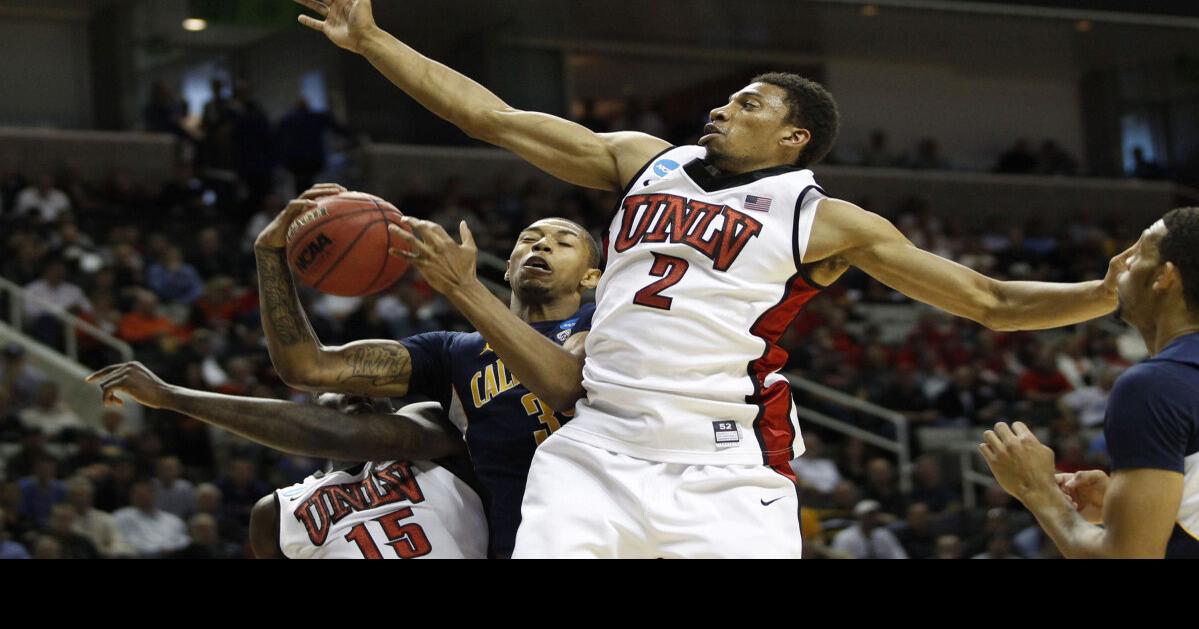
[255,187,604,557]
[294,0,1130,557]
[84,362,487,559]
[980,208,1199,559]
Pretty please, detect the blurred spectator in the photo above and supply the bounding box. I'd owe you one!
[1,481,35,541]
[892,502,940,559]
[231,83,275,199]
[1059,366,1120,429]
[995,139,1038,174]
[170,513,240,559]
[65,476,133,558]
[859,130,902,167]
[276,98,350,194]
[143,81,193,142]
[908,454,959,513]
[153,456,196,519]
[830,500,908,559]
[15,175,72,224]
[194,482,245,545]
[972,534,1022,559]
[861,457,905,517]
[17,457,65,528]
[93,454,137,512]
[1053,435,1091,474]
[933,534,964,559]
[909,137,950,170]
[146,246,205,305]
[935,365,1003,426]
[1017,347,1073,422]
[113,479,189,557]
[18,382,84,440]
[1,343,48,410]
[217,457,270,527]
[5,431,53,480]
[200,78,237,170]
[789,432,842,498]
[189,228,241,281]
[1038,140,1077,175]
[0,508,31,559]
[23,259,92,347]
[117,289,179,348]
[32,535,63,559]
[45,504,100,559]
[1131,146,1169,180]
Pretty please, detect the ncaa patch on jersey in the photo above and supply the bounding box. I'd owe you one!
[652,159,680,177]
[712,420,741,448]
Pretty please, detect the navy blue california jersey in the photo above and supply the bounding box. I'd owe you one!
[400,304,595,557]
[1103,332,1199,559]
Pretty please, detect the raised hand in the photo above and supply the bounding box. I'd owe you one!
[388,218,479,297]
[978,421,1062,506]
[254,183,346,250]
[295,0,379,54]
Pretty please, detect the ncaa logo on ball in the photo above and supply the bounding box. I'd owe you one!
[295,232,335,272]
[652,159,680,177]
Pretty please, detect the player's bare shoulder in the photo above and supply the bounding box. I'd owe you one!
[599,131,674,189]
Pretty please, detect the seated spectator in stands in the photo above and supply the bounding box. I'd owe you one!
[1,343,47,410]
[65,476,133,558]
[113,479,189,557]
[859,129,903,167]
[789,432,842,500]
[0,509,31,559]
[32,535,63,559]
[146,246,204,305]
[995,139,1039,174]
[189,228,240,281]
[831,500,908,559]
[1131,146,1169,180]
[217,456,269,527]
[862,457,906,517]
[972,533,1022,559]
[17,456,65,528]
[877,364,938,426]
[190,276,253,331]
[50,220,101,273]
[934,364,1003,427]
[153,456,196,519]
[23,259,92,348]
[893,502,941,559]
[68,430,107,471]
[1038,140,1078,176]
[5,430,54,480]
[170,513,240,559]
[195,482,245,545]
[97,410,133,451]
[1052,435,1092,474]
[143,81,192,140]
[908,454,960,513]
[909,137,950,170]
[18,382,84,440]
[1017,347,1073,422]
[45,504,99,559]
[1058,365,1119,430]
[932,534,963,559]
[118,289,179,348]
[15,175,72,224]
[277,97,350,194]
[93,453,137,512]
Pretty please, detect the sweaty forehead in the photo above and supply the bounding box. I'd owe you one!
[523,219,582,236]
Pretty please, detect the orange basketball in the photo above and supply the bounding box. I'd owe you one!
[285,191,413,297]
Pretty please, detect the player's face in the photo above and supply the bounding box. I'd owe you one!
[701,83,804,169]
[506,219,596,299]
[1115,221,1166,326]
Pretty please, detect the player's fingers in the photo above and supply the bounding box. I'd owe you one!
[297,14,326,31]
[388,227,437,261]
[1011,420,1033,437]
[404,217,453,249]
[982,430,1004,453]
[978,443,995,463]
[85,363,128,383]
[299,185,344,200]
[1054,473,1074,488]
[459,221,476,250]
[993,421,1017,444]
[295,0,329,16]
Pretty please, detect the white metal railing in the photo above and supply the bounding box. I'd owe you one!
[957,445,998,510]
[786,372,913,493]
[0,276,133,363]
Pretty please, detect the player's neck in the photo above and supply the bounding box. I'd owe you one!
[707,153,795,176]
[1146,308,1199,355]
[509,294,580,323]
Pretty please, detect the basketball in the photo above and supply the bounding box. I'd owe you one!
[285,191,413,297]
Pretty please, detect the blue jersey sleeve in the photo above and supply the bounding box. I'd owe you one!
[1103,364,1189,473]
[400,331,459,408]
[574,302,596,333]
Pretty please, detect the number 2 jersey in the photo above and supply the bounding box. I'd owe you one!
[276,460,488,559]
[400,304,595,557]
[556,145,826,467]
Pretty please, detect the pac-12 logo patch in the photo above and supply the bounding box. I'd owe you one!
[556,329,571,342]
[652,159,680,177]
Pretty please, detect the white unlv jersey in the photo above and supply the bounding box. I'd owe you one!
[559,145,826,466]
[276,460,488,559]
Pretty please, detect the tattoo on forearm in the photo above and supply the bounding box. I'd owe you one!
[340,345,412,387]
[256,247,310,346]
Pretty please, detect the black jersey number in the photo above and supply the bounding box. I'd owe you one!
[632,253,690,310]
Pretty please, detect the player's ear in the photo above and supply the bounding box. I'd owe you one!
[579,268,601,291]
[1154,261,1180,294]
[504,260,511,283]
[782,126,810,151]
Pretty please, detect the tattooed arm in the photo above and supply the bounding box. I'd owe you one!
[86,362,463,461]
[255,187,414,397]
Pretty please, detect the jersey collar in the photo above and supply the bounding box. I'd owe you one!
[682,157,805,193]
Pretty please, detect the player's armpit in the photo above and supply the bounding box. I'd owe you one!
[1099,468,1183,558]
[473,111,670,191]
[291,339,413,397]
[806,198,1002,328]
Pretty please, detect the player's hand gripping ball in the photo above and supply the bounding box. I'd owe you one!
[286,191,414,296]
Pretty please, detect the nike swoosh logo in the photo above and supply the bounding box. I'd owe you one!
[760,497,785,506]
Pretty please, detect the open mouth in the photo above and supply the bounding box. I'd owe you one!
[699,122,722,143]
[522,256,552,274]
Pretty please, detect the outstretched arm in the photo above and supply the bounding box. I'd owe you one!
[255,187,413,396]
[294,0,669,190]
[86,362,463,462]
[806,199,1128,331]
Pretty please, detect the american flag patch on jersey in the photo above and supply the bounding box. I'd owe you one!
[744,194,773,212]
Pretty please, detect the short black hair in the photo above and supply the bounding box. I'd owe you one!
[752,72,840,168]
[1160,207,1199,312]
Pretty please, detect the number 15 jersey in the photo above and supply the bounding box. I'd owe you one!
[557,145,826,466]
